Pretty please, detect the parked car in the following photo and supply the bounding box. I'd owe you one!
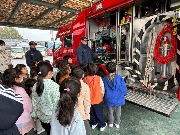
[36,45,46,57]
[11,47,25,59]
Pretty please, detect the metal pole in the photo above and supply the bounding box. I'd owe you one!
[116,9,121,64]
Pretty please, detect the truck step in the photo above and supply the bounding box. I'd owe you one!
[125,89,178,116]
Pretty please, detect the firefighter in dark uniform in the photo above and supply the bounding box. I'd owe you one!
[76,36,99,65]
[25,41,43,67]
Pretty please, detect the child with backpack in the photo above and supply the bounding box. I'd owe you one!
[71,67,91,135]
[51,77,86,135]
[102,62,127,128]
[83,63,106,132]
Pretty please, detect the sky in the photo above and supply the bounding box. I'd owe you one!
[14,27,58,42]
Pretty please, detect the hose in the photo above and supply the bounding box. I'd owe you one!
[154,23,177,64]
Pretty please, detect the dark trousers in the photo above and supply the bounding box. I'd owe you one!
[41,122,51,135]
[90,102,106,128]
[84,120,92,135]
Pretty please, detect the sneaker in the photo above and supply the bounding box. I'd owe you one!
[100,123,107,131]
[37,128,45,134]
[114,123,119,128]
[109,124,113,127]
[33,128,37,131]
[92,124,98,129]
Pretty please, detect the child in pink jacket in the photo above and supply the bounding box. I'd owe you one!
[3,68,34,135]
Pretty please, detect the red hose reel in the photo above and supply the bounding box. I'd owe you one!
[154,23,177,64]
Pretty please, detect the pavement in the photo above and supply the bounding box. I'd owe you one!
[13,56,180,135]
[27,100,180,135]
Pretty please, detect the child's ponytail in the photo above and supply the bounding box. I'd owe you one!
[36,61,53,96]
[57,93,75,126]
[24,79,36,97]
[36,72,44,96]
[56,77,81,126]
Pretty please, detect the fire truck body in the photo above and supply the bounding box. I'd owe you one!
[54,0,180,116]
[54,11,86,65]
[54,0,135,65]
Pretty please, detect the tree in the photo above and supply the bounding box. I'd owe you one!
[0,27,22,39]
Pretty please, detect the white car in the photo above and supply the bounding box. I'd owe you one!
[11,47,25,59]
[36,45,46,57]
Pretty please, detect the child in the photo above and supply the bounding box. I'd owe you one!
[44,60,55,81]
[0,80,23,135]
[24,78,36,98]
[63,56,76,76]
[71,67,91,135]
[51,77,86,135]
[3,68,34,135]
[30,66,37,79]
[54,60,64,83]
[63,55,72,64]
[102,62,127,128]
[8,64,13,69]
[24,79,45,134]
[83,63,106,132]
[80,63,88,78]
[59,60,71,84]
[31,59,40,67]
[15,64,29,88]
[31,61,60,135]
[15,64,29,80]
[44,60,51,64]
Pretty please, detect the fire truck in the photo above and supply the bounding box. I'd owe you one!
[53,0,180,116]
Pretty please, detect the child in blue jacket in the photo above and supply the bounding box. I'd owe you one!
[102,62,127,128]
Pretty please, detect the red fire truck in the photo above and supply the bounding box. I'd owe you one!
[53,0,180,116]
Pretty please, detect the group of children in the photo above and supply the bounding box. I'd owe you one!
[0,56,127,135]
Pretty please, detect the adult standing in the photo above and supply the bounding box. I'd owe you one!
[76,36,98,65]
[0,40,11,73]
[25,41,43,67]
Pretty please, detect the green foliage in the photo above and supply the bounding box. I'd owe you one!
[0,27,22,39]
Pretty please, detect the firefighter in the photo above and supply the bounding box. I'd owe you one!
[76,36,99,65]
[25,41,43,67]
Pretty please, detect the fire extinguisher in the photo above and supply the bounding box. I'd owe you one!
[161,36,169,79]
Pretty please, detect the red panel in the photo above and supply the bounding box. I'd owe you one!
[86,0,139,18]
[86,0,137,18]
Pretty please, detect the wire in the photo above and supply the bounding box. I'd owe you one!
[154,23,177,64]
